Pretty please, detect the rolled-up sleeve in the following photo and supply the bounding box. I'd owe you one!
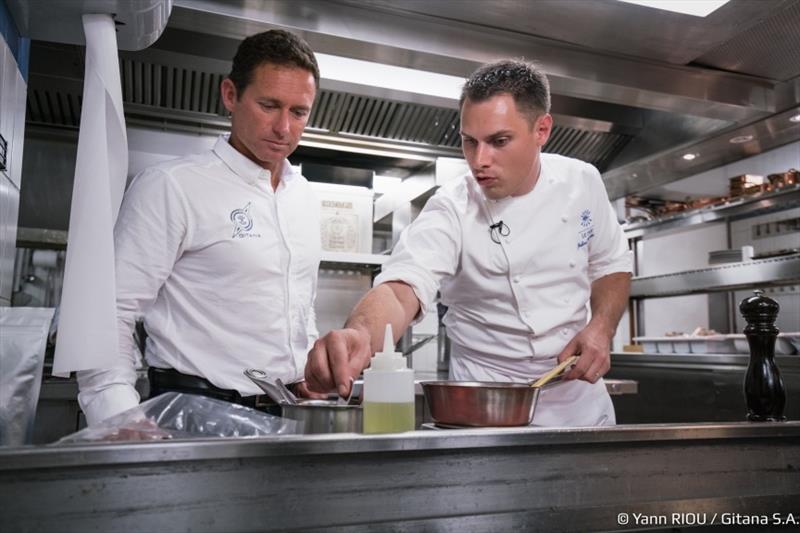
[374,192,462,321]
[586,166,633,281]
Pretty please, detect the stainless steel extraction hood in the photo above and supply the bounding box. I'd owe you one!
[23,0,800,198]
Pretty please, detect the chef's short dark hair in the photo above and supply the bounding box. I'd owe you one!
[460,59,550,124]
[228,29,320,96]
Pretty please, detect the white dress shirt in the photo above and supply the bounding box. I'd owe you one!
[375,154,632,426]
[77,136,321,425]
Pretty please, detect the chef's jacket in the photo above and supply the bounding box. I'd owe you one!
[77,136,321,425]
[375,153,632,426]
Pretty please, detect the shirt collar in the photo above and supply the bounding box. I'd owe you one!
[213,135,298,186]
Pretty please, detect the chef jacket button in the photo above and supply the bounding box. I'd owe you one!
[561,215,568,222]
[504,238,511,244]
[513,276,520,283]
[569,260,576,268]
[561,329,569,335]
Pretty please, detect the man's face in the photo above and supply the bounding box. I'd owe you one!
[460,93,552,199]
[221,63,316,172]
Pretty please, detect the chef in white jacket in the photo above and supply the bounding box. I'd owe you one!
[305,59,632,426]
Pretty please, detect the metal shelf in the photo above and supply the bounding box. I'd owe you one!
[319,251,388,271]
[623,185,800,239]
[630,254,800,298]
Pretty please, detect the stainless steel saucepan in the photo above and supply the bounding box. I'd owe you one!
[244,369,362,434]
[420,356,578,427]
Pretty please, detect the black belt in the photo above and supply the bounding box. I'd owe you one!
[147,367,280,414]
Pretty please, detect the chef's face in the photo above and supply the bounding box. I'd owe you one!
[460,93,552,199]
[221,62,316,173]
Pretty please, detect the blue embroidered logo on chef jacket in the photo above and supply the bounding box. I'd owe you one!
[230,202,260,239]
[577,209,594,248]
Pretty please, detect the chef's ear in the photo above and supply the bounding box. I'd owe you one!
[220,78,238,114]
[535,113,553,147]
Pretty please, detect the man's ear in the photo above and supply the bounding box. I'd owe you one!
[536,113,553,146]
[220,78,238,114]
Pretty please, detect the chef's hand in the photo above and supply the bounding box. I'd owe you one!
[557,322,612,383]
[305,328,372,397]
[290,380,329,400]
[95,418,172,442]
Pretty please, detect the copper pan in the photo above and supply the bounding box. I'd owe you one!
[421,356,578,427]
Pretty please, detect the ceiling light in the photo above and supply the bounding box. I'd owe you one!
[315,53,465,101]
[681,153,698,161]
[790,113,800,123]
[729,135,754,144]
[616,0,730,17]
[632,173,638,178]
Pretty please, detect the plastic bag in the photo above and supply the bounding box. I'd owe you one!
[0,307,56,447]
[55,392,298,444]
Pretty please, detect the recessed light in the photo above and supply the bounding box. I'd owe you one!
[729,135,754,144]
[615,0,730,17]
[681,153,698,161]
[632,173,638,178]
[790,113,800,123]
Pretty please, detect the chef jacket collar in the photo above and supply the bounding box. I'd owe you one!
[213,135,298,187]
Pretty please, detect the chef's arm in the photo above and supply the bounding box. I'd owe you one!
[77,367,140,426]
[305,281,420,396]
[560,271,631,382]
[588,271,631,338]
[78,170,187,425]
[346,282,421,353]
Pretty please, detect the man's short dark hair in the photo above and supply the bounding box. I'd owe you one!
[460,59,550,123]
[228,29,320,96]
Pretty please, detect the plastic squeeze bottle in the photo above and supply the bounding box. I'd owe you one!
[362,324,416,433]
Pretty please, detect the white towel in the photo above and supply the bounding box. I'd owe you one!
[53,14,128,376]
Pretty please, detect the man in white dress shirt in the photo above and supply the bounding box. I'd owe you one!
[77,30,324,425]
[306,60,632,426]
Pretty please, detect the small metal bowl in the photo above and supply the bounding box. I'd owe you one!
[281,401,363,434]
[421,381,540,427]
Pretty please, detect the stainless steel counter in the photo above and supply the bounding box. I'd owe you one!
[2,422,798,532]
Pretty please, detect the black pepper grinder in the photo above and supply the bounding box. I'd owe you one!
[739,290,786,422]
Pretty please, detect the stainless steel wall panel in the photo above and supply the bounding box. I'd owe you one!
[0,176,19,303]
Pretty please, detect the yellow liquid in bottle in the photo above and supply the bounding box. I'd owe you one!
[362,401,415,434]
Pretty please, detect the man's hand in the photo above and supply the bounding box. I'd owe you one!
[96,418,172,442]
[305,328,372,397]
[557,322,613,383]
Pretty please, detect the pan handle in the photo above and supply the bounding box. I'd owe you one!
[530,355,579,388]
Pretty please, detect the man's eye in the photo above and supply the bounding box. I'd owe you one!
[462,138,476,146]
[292,109,309,119]
[494,137,509,147]
[260,103,277,110]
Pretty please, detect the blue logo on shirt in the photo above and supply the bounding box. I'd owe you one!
[577,209,594,248]
[230,202,260,238]
[580,209,592,227]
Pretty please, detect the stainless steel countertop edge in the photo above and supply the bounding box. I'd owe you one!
[2,421,799,471]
